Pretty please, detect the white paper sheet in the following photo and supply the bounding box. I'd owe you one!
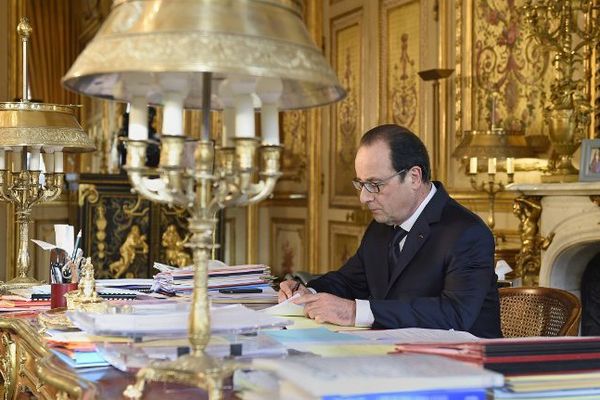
[261,293,304,317]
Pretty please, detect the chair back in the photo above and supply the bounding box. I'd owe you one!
[499,287,581,337]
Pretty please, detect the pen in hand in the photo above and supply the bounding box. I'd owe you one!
[291,280,301,294]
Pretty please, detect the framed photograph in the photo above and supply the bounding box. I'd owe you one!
[579,139,600,182]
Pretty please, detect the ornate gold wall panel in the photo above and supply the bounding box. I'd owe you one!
[327,221,366,274]
[269,218,307,277]
[380,0,420,132]
[330,8,363,207]
[455,0,552,135]
[279,111,309,189]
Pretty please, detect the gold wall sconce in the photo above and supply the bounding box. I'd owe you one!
[0,18,95,292]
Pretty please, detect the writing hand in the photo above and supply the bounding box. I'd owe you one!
[278,279,310,303]
[294,292,356,326]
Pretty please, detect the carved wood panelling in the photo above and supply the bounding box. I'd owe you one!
[329,8,363,207]
[327,221,366,274]
[380,0,420,132]
[269,218,306,277]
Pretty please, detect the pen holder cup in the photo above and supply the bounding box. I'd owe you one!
[51,283,78,309]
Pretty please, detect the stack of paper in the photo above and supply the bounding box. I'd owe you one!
[493,370,600,399]
[393,336,600,375]
[0,294,50,312]
[68,303,291,338]
[241,354,503,400]
[151,262,274,296]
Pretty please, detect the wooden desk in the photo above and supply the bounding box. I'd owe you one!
[0,315,234,400]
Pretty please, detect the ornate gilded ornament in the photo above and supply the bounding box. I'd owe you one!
[65,257,106,312]
[0,332,16,399]
[95,205,107,261]
[161,225,191,267]
[108,225,149,278]
[523,1,600,181]
[513,196,543,285]
[78,183,99,206]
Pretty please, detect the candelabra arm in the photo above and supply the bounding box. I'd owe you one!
[0,171,14,202]
[128,170,174,204]
[245,174,281,205]
[243,144,282,205]
[40,173,64,203]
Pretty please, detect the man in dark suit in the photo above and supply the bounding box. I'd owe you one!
[279,124,501,338]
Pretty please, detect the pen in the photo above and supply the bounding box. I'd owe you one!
[219,288,263,294]
[291,280,300,293]
[72,230,82,260]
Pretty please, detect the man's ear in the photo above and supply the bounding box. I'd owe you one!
[409,165,423,185]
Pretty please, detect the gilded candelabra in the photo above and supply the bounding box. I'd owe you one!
[62,1,344,398]
[0,18,94,291]
[0,167,64,288]
[469,162,514,231]
[523,1,600,181]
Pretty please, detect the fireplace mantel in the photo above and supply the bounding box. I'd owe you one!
[507,182,600,295]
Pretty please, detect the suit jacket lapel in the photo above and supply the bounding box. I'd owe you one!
[385,182,449,295]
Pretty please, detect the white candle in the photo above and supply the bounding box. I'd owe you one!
[55,151,64,173]
[162,91,185,136]
[222,107,235,147]
[487,157,496,174]
[256,77,282,145]
[128,96,148,140]
[260,103,279,145]
[234,93,255,138]
[506,157,514,174]
[12,148,22,172]
[42,152,54,173]
[29,147,40,170]
[469,157,477,174]
[0,149,5,170]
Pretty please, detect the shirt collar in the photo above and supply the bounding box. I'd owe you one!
[399,183,436,232]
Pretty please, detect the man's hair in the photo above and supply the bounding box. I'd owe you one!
[359,124,431,182]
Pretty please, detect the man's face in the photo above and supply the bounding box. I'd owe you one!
[354,140,421,226]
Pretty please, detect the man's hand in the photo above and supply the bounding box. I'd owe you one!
[278,279,311,302]
[294,292,356,326]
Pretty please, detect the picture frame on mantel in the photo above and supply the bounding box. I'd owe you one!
[579,139,600,181]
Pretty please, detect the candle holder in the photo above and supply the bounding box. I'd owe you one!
[453,128,535,239]
[0,18,94,292]
[469,169,514,231]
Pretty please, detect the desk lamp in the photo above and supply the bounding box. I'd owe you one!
[62,1,345,398]
[0,18,94,292]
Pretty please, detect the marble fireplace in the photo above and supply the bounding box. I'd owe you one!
[507,182,600,297]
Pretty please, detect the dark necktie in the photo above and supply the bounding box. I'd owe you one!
[388,227,408,279]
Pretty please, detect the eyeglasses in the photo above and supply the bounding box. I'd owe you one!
[352,169,407,193]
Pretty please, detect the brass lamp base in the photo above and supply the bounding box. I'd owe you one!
[123,352,236,400]
[0,276,42,293]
